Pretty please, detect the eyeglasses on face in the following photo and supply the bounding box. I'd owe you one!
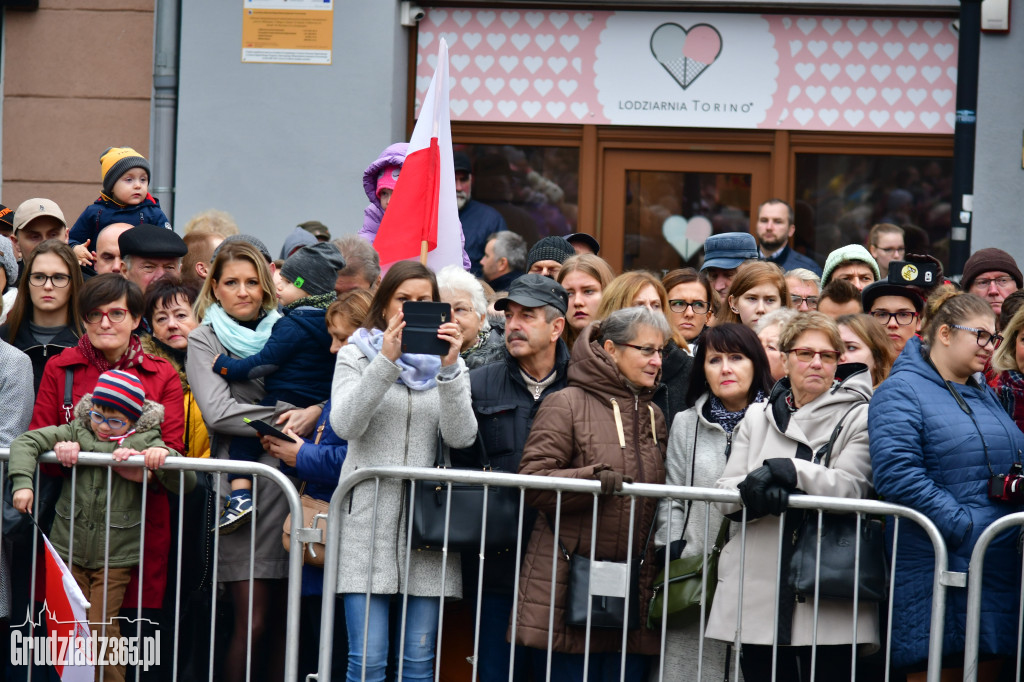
[668,299,708,314]
[785,347,841,365]
[89,410,128,430]
[870,310,920,326]
[616,342,666,358]
[951,324,1003,350]
[28,273,71,288]
[85,308,130,325]
[790,295,819,308]
[970,276,1016,291]
[873,246,906,256]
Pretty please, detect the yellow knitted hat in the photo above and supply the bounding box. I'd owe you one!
[100,146,150,195]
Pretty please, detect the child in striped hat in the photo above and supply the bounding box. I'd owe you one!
[9,370,194,678]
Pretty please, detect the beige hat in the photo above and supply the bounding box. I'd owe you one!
[13,198,66,233]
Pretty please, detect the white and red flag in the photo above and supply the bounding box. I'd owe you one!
[42,534,93,680]
[373,38,466,270]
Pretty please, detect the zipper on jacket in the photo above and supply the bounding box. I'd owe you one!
[724,432,733,459]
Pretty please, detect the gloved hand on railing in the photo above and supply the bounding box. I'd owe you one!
[592,463,633,495]
[738,459,798,518]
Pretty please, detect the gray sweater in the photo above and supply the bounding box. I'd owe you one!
[330,345,476,597]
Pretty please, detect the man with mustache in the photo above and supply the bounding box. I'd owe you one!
[455,151,508,276]
[451,273,570,681]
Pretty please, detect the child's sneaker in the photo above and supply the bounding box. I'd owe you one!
[218,490,253,534]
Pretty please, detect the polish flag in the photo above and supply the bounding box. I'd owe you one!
[373,38,465,270]
[42,534,93,680]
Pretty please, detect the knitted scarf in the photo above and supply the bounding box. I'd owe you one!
[351,327,440,391]
[78,333,146,373]
[708,390,765,434]
[201,304,281,359]
[284,291,336,313]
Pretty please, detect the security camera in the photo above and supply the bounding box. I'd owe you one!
[401,1,426,28]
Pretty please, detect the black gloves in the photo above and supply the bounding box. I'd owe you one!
[737,459,798,519]
[592,464,633,495]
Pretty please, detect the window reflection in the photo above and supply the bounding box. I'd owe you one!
[452,144,579,247]
[794,155,953,270]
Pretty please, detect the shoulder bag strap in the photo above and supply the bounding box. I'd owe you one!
[62,367,75,424]
[816,402,862,468]
[672,414,700,544]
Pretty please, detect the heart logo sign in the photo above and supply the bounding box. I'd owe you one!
[663,215,713,260]
[650,23,723,90]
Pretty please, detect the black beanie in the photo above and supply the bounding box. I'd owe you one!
[281,242,347,296]
[527,236,575,270]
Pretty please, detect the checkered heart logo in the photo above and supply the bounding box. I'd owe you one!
[650,23,723,90]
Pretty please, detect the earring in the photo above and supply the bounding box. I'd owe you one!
[731,307,739,314]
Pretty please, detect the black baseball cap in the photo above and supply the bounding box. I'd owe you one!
[453,152,473,175]
[565,232,600,256]
[494,273,568,315]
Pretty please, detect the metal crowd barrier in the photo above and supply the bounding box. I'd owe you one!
[0,450,306,682]
[962,510,1024,681]
[313,466,953,682]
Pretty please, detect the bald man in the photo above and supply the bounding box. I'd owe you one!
[92,223,134,275]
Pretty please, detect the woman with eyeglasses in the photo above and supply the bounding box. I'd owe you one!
[662,267,716,351]
[870,287,1024,681]
[599,271,693,428]
[1,239,83,392]
[28,273,186,656]
[515,306,669,679]
[707,311,877,679]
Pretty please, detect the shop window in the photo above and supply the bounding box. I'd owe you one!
[452,144,580,246]
[794,154,954,270]
[623,170,753,274]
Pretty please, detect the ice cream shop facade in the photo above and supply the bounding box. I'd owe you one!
[415,3,960,273]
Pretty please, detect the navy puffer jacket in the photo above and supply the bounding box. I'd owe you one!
[869,337,1023,669]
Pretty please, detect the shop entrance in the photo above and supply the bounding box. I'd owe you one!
[600,149,772,274]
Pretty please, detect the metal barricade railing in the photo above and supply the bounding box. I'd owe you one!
[0,449,306,682]
[962,510,1024,681]
[313,466,953,682]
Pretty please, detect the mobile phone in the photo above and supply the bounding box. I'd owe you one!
[243,418,301,443]
[401,301,452,355]
[888,260,940,287]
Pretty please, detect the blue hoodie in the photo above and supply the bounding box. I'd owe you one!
[69,193,172,247]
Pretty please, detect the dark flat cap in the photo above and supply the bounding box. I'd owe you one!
[118,223,187,259]
[494,273,568,314]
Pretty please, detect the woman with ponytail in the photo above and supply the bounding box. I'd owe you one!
[869,286,1024,681]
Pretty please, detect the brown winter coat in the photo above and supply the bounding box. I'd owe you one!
[514,323,667,655]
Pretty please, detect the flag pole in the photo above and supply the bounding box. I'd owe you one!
[421,56,445,268]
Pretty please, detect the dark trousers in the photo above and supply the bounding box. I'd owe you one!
[530,649,651,682]
[741,643,855,681]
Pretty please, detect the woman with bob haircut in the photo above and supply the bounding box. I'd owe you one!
[718,261,789,329]
[708,311,877,679]
[837,313,897,387]
[655,323,775,681]
[330,260,477,682]
[557,253,615,350]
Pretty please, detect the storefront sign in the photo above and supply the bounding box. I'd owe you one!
[415,9,957,133]
[242,0,333,65]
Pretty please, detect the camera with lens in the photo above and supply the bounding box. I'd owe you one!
[988,463,1024,503]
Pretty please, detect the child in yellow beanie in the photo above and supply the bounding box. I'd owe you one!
[69,146,172,267]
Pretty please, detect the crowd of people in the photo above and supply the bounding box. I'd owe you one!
[1,144,1023,682]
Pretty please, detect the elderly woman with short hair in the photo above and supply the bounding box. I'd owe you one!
[436,264,503,369]
[707,311,877,680]
[515,306,670,679]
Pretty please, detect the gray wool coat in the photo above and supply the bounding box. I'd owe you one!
[652,393,740,682]
[329,345,477,597]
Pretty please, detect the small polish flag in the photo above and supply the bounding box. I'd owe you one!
[42,534,93,680]
[374,38,467,270]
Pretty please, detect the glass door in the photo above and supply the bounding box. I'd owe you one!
[600,150,772,274]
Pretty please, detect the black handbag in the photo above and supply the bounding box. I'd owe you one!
[787,404,889,603]
[551,511,655,631]
[408,431,520,552]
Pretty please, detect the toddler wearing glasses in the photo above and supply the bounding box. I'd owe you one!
[8,369,194,680]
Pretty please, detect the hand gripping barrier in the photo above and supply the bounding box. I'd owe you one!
[313,466,952,682]
[0,449,306,682]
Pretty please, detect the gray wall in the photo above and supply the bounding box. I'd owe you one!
[175,1,409,255]
[974,28,1024,263]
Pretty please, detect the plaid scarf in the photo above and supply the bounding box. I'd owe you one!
[997,370,1024,433]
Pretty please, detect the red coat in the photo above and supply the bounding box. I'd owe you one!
[32,344,185,610]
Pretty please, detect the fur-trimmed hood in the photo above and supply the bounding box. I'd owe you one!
[74,393,165,433]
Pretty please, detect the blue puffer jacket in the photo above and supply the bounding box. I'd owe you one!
[68,194,172,247]
[277,398,346,596]
[869,336,1023,669]
[212,301,333,408]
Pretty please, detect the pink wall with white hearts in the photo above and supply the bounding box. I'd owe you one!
[415,8,957,134]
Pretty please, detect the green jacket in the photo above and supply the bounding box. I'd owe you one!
[9,394,196,569]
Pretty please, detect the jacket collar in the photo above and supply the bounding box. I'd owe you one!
[567,323,658,404]
[502,338,570,391]
[767,363,871,433]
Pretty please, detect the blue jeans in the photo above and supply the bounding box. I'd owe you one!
[530,649,651,682]
[343,593,439,682]
[475,593,527,682]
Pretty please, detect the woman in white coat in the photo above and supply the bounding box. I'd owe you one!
[706,312,878,679]
[330,260,477,682]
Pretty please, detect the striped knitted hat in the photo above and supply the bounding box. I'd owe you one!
[91,370,146,422]
[100,146,151,196]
